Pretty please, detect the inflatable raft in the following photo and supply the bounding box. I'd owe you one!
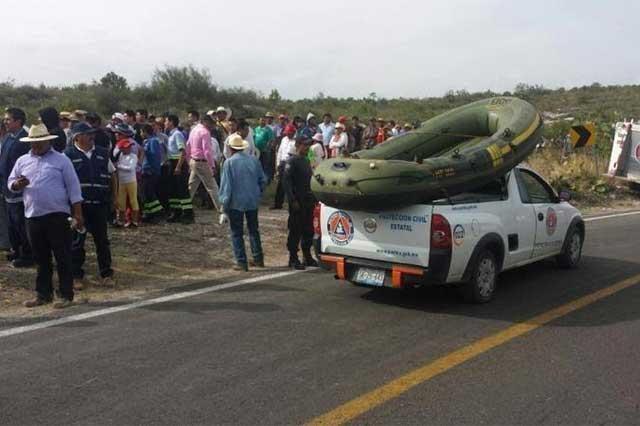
[311,97,543,211]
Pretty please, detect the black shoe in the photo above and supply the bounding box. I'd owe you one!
[288,258,306,270]
[303,256,319,268]
[166,214,180,223]
[11,258,34,268]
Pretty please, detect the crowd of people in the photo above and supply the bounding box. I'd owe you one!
[0,105,415,309]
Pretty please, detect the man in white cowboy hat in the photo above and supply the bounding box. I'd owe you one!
[219,134,266,272]
[8,124,84,309]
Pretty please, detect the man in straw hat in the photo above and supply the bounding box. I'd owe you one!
[0,107,33,268]
[282,136,318,270]
[65,122,116,289]
[219,134,266,272]
[8,124,83,308]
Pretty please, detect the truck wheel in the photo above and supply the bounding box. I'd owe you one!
[459,250,498,304]
[556,226,583,269]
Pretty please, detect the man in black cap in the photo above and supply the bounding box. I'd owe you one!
[282,137,319,270]
[65,122,116,289]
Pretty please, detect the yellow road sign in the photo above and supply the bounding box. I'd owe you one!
[570,123,596,148]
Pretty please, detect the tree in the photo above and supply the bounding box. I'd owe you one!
[268,89,282,103]
[150,65,217,112]
[99,72,129,91]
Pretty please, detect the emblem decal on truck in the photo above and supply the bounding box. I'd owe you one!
[327,211,355,246]
[363,218,377,233]
[453,225,465,246]
[546,207,558,236]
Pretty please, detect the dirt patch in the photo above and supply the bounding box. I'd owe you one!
[0,207,291,319]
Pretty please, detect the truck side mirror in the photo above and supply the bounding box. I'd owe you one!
[559,189,572,202]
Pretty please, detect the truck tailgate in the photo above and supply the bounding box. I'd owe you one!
[320,204,433,268]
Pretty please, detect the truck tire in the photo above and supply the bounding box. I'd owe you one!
[556,226,583,269]
[459,250,498,304]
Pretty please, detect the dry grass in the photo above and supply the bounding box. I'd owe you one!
[526,148,640,208]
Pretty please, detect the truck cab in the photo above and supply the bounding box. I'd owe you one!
[313,165,584,303]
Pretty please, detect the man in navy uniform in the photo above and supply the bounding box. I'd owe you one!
[65,122,116,289]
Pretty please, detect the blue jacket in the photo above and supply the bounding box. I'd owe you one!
[219,151,266,212]
[0,128,29,202]
[142,137,162,176]
[64,145,112,205]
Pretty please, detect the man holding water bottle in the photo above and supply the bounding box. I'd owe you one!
[8,124,84,309]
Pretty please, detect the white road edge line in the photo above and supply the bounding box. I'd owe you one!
[585,211,640,222]
[0,269,308,339]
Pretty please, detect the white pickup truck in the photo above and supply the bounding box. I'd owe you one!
[313,165,585,303]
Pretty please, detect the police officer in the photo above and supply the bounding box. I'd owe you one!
[65,122,116,289]
[282,136,319,270]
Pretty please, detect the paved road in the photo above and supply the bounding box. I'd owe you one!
[1,213,639,425]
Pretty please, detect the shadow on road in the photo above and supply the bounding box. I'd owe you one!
[360,256,640,327]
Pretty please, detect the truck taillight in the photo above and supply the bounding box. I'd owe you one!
[313,203,321,235]
[431,214,452,249]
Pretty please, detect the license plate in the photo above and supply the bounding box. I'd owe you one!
[354,267,385,287]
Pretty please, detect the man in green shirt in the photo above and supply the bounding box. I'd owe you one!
[254,115,275,183]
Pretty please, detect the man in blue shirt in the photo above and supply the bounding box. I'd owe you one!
[219,134,266,271]
[0,107,33,268]
[164,115,194,223]
[141,124,164,222]
[9,124,84,309]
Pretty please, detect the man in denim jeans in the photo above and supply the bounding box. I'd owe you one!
[219,134,266,272]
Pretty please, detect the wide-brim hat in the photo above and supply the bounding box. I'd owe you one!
[20,124,58,142]
[215,106,232,118]
[113,123,134,136]
[228,134,249,151]
[59,111,72,121]
[264,111,275,118]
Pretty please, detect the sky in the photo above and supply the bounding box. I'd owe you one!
[2,0,639,99]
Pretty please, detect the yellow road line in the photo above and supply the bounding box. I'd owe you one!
[307,273,640,425]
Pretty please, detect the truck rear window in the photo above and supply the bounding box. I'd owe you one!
[433,176,508,205]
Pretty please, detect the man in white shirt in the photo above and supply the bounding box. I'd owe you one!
[271,124,297,209]
[223,119,257,160]
[318,113,335,151]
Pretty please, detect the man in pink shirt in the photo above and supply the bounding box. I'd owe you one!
[185,115,221,212]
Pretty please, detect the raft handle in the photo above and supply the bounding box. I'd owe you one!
[332,162,350,171]
[314,175,325,186]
